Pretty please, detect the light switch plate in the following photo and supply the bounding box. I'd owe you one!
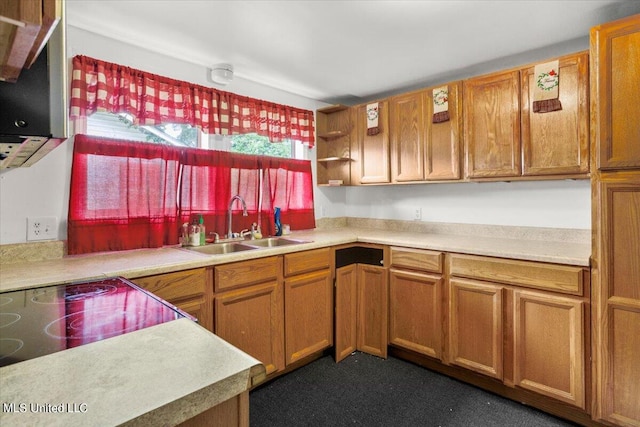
[27,216,58,241]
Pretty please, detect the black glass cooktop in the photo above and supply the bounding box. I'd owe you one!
[0,277,194,368]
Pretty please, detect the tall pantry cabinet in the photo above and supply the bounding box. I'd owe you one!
[590,14,640,427]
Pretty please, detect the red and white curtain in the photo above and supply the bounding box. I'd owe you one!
[68,135,315,255]
[69,55,315,147]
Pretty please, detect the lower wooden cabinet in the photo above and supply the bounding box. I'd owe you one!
[513,289,585,408]
[449,278,504,380]
[447,254,588,410]
[335,264,358,362]
[335,247,388,361]
[357,264,388,358]
[214,257,284,376]
[388,247,444,360]
[130,268,213,332]
[284,248,333,366]
[215,281,284,376]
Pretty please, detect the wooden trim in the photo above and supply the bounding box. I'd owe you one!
[449,254,585,295]
[390,246,443,273]
[284,247,331,277]
[214,256,280,292]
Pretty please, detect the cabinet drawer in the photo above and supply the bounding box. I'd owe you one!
[215,256,281,292]
[390,247,442,273]
[131,268,206,301]
[284,248,331,277]
[449,254,584,295]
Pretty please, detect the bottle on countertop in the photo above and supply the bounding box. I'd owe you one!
[274,207,282,236]
[181,223,189,247]
[198,214,206,246]
[189,220,200,246]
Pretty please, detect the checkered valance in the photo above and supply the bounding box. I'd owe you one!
[69,55,315,147]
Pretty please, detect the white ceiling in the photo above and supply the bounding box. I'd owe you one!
[66,0,640,104]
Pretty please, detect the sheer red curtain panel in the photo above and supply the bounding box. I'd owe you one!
[68,135,182,254]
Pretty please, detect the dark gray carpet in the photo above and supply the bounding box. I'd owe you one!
[250,352,576,427]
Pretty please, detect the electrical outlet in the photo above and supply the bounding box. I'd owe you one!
[414,207,422,221]
[27,217,58,241]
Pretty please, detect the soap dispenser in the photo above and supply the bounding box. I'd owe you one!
[274,207,282,236]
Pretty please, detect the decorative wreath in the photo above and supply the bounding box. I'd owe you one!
[536,70,559,91]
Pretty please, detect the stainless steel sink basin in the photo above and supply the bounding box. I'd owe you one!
[244,237,310,248]
[183,237,311,255]
[185,242,258,255]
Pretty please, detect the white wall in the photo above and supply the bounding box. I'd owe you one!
[317,180,591,229]
[0,26,327,245]
[0,25,592,245]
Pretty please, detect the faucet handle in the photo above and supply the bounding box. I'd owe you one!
[209,232,220,243]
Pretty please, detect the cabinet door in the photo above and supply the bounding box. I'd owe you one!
[521,52,589,176]
[390,91,425,182]
[284,269,333,365]
[513,290,585,408]
[591,15,640,170]
[357,264,388,358]
[424,81,463,180]
[464,70,521,178]
[335,264,358,362]
[449,278,503,379]
[594,173,640,425]
[215,281,284,376]
[354,101,390,184]
[389,269,442,359]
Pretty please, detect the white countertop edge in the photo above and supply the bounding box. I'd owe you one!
[0,319,262,427]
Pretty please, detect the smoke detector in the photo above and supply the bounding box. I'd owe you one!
[209,64,234,85]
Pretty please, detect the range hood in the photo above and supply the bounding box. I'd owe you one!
[0,15,67,169]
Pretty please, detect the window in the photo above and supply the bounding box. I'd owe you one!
[88,112,306,159]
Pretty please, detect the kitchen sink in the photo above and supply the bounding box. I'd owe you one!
[185,242,258,255]
[183,237,311,255]
[244,237,310,248]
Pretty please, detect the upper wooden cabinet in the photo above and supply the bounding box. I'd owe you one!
[464,70,522,178]
[521,52,590,176]
[390,90,426,182]
[425,81,463,180]
[353,101,391,184]
[591,14,640,170]
[316,105,352,186]
[389,82,463,182]
[464,52,590,180]
[0,0,62,82]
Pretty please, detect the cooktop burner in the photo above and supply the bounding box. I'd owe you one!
[0,277,194,368]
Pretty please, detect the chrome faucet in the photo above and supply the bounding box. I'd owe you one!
[227,195,248,239]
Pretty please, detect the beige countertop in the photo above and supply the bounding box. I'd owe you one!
[0,222,590,426]
[0,318,264,427]
[0,226,590,293]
